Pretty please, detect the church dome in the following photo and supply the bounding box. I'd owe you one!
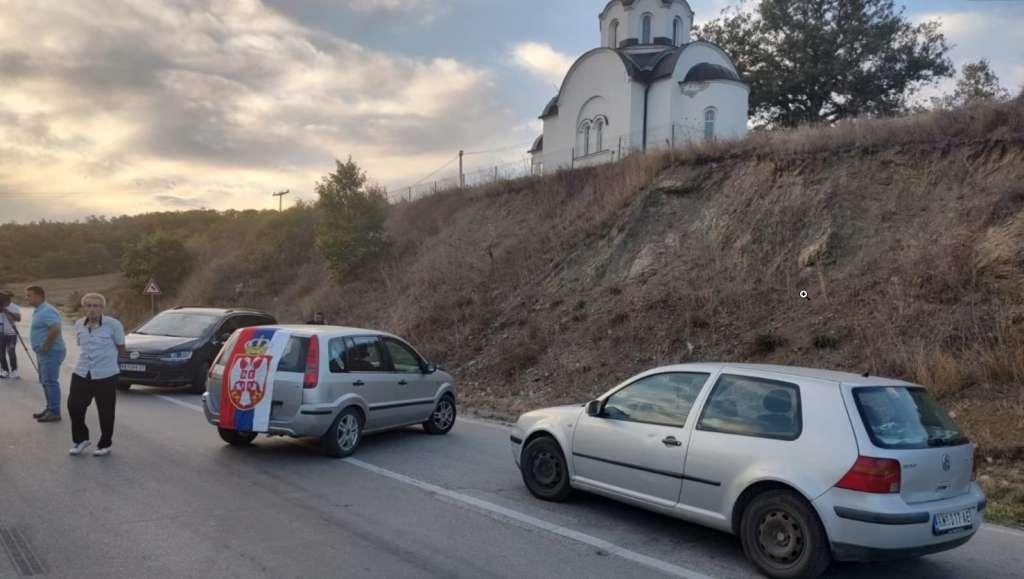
[599,0,694,50]
[683,62,742,83]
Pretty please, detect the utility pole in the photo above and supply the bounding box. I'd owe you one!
[459,150,465,189]
[272,189,290,211]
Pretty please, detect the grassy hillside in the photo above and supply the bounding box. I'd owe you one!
[169,101,1022,524]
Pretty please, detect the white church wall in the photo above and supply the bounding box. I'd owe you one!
[542,49,633,170]
[600,0,693,47]
[675,81,750,143]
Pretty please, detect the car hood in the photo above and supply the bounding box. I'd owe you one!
[123,333,202,354]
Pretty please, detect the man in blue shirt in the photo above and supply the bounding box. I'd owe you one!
[26,286,65,422]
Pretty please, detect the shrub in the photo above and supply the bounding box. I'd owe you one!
[315,158,389,282]
[813,335,840,349]
[119,231,192,293]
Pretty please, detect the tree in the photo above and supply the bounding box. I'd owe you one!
[933,59,1011,109]
[120,232,192,292]
[315,157,389,281]
[697,0,954,127]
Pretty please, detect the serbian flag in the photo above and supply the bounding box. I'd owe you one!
[219,326,291,433]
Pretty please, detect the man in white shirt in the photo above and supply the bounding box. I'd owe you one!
[0,292,21,379]
[69,293,127,456]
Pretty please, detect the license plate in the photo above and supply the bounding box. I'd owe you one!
[933,508,974,535]
[119,363,146,372]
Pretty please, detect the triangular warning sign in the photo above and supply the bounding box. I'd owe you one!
[143,279,162,296]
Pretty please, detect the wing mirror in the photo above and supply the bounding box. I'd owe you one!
[585,399,602,417]
[422,362,437,374]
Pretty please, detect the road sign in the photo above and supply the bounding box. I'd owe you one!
[143,278,162,296]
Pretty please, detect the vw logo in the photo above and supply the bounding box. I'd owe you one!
[942,454,951,472]
[129,351,140,360]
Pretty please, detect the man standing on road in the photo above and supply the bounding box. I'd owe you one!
[26,286,65,422]
[0,292,21,379]
[306,312,326,325]
[68,293,126,456]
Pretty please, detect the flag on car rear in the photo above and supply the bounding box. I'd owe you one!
[219,327,290,433]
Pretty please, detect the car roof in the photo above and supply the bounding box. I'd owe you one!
[642,362,916,388]
[261,325,398,339]
[166,307,271,316]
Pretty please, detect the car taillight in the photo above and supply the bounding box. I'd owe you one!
[836,456,901,494]
[303,335,319,389]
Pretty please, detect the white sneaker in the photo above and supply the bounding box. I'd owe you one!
[69,441,91,455]
[9,370,18,379]
[0,370,7,378]
[92,447,111,457]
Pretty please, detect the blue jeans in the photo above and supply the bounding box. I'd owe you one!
[36,348,66,414]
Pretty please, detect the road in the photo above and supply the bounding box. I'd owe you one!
[1,310,1022,578]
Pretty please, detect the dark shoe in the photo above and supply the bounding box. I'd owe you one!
[32,410,47,419]
[36,411,61,422]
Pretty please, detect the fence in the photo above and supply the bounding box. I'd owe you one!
[386,118,719,203]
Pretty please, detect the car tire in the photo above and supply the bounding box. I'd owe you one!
[422,394,456,435]
[739,489,831,579]
[218,428,257,446]
[323,407,363,458]
[520,436,572,502]
[188,361,210,394]
[116,382,132,391]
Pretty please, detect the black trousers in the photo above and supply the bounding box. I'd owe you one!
[68,373,117,448]
[0,335,16,372]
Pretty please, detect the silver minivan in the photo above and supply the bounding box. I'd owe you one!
[202,325,457,457]
[511,363,985,578]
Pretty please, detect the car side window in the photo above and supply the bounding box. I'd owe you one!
[216,317,241,340]
[602,372,710,428]
[697,374,802,440]
[383,338,422,373]
[328,337,349,373]
[346,337,387,372]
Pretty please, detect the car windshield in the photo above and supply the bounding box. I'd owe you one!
[853,386,969,449]
[135,312,220,339]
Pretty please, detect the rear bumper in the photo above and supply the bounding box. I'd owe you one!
[201,393,336,437]
[814,484,986,562]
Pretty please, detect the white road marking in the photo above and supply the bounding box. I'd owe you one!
[153,394,204,413]
[344,457,715,579]
[457,415,511,430]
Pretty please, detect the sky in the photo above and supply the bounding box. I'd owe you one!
[1,0,1022,223]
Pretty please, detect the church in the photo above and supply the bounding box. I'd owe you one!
[529,0,749,173]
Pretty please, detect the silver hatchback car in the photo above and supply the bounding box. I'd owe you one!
[202,325,457,457]
[511,363,985,578]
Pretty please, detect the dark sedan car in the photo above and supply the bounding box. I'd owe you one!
[118,307,276,393]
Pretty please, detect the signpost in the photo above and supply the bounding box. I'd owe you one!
[143,278,162,317]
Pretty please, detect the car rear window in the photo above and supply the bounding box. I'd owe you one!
[853,387,969,449]
[276,336,310,373]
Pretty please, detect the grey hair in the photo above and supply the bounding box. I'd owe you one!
[80,292,107,307]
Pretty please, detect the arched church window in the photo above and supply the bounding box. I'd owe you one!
[595,118,604,152]
[584,123,592,156]
[642,14,653,44]
[673,17,682,46]
[704,108,717,141]
[609,19,619,48]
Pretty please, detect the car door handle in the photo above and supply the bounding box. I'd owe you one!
[352,380,365,387]
[662,436,682,447]
[398,380,408,386]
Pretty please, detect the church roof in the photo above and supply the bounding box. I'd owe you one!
[540,97,559,119]
[528,135,543,153]
[682,62,742,83]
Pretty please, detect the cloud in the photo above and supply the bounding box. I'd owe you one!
[0,0,509,221]
[509,42,575,88]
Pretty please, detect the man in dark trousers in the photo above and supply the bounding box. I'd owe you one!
[68,292,126,456]
[0,292,21,379]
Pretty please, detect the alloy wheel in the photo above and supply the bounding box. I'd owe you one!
[337,414,360,451]
[432,399,455,430]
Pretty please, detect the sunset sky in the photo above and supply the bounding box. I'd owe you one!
[1,0,1022,223]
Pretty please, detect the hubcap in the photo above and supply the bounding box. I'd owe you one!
[530,450,562,489]
[756,509,805,565]
[432,399,454,430]
[337,415,360,451]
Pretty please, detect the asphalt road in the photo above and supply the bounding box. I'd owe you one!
[1,311,1022,578]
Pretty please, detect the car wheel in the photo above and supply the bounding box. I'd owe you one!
[740,489,831,579]
[116,382,132,391]
[218,428,258,446]
[188,361,210,394]
[520,436,572,502]
[423,394,456,434]
[323,407,363,458]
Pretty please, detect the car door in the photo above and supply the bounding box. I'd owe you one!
[572,372,711,507]
[269,333,308,426]
[381,337,435,424]
[345,336,403,431]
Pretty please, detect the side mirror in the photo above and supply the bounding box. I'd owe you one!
[586,400,602,417]
[422,362,437,374]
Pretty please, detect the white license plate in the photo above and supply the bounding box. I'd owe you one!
[119,363,146,372]
[933,508,974,534]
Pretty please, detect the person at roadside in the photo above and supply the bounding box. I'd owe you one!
[26,286,65,422]
[0,292,21,379]
[306,312,326,325]
[68,293,126,456]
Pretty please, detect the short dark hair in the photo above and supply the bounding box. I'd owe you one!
[26,286,45,299]
[0,293,9,305]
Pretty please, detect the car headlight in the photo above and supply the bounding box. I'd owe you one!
[159,350,193,362]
